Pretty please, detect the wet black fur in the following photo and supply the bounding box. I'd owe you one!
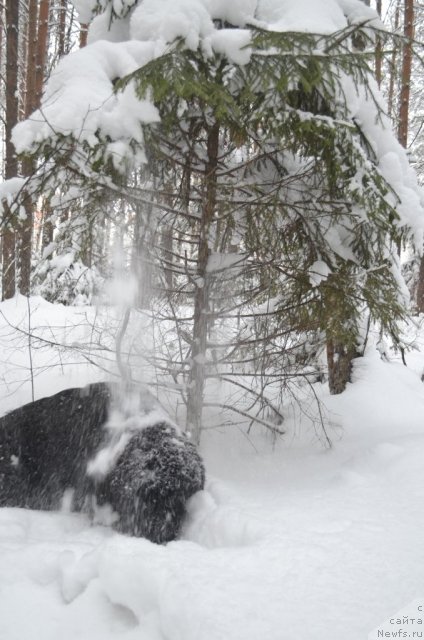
[0,382,205,543]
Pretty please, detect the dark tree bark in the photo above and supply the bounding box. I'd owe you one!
[323,269,360,395]
[58,0,67,57]
[80,23,87,48]
[25,0,38,118]
[375,0,383,86]
[2,0,20,300]
[41,199,54,251]
[387,3,401,120]
[18,0,40,296]
[18,0,51,295]
[416,256,424,314]
[161,224,174,292]
[0,5,3,81]
[326,338,358,395]
[34,0,50,107]
[398,0,414,148]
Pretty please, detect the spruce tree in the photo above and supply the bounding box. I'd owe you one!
[11,0,424,441]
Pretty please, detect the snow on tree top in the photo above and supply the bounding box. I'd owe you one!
[13,0,383,161]
[9,0,424,245]
[72,0,381,38]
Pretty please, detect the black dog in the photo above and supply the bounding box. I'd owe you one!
[0,382,205,543]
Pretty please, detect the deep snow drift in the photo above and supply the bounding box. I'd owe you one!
[0,296,424,640]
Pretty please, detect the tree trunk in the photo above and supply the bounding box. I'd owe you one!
[186,121,219,444]
[80,23,88,48]
[18,0,50,295]
[35,0,50,107]
[416,255,424,313]
[375,0,383,86]
[161,224,174,291]
[0,4,3,80]
[326,337,357,395]
[398,0,414,148]
[2,0,20,300]
[18,0,39,296]
[387,3,401,119]
[131,200,154,309]
[41,200,54,252]
[161,185,175,291]
[18,172,34,296]
[25,0,39,118]
[58,0,67,57]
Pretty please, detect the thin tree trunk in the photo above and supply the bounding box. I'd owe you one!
[58,0,67,57]
[34,0,49,107]
[25,0,38,118]
[41,200,54,251]
[416,256,424,313]
[375,0,383,86]
[161,185,174,291]
[64,5,75,54]
[19,7,28,122]
[0,3,3,81]
[19,0,51,295]
[388,3,400,119]
[2,0,20,300]
[0,3,4,176]
[131,199,154,308]
[398,0,414,148]
[161,224,174,291]
[18,178,34,295]
[19,0,39,296]
[186,121,219,444]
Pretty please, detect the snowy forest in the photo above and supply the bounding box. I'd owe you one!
[1,0,424,638]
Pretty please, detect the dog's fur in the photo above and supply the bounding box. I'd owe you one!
[0,382,205,543]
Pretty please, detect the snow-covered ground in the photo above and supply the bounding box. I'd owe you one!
[1,296,424,640]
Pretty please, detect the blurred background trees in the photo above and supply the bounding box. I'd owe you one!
[1,0,84,299]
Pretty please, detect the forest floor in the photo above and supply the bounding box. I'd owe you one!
[0,296,423,640]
